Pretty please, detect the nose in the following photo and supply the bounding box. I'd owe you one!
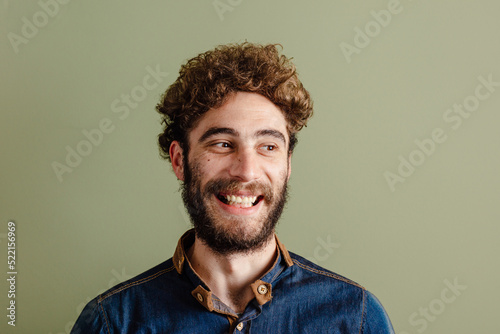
[228,147,261,182]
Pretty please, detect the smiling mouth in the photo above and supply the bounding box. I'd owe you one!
[216,193,264,208]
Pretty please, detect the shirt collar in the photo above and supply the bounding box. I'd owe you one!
[172,229,294,316]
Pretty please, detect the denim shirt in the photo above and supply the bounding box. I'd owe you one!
[72,230,394,333]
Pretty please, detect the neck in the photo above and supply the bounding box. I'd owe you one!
[187,234,277,313]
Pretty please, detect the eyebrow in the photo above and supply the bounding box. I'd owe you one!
[254,129,286,145]
[198,127,287,145]
[198,127,238,143]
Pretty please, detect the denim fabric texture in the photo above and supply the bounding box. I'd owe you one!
[72,230,394,333]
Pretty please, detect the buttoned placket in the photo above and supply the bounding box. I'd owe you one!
[188,272,277,332]
[173,229,294,333]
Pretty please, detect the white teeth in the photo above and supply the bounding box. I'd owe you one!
[224,195,258,207]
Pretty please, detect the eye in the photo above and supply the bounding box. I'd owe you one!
[214,142,231,148]
[210,142,234,151]
[262,144,277,151]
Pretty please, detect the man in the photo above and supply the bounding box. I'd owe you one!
[72,42,394,333]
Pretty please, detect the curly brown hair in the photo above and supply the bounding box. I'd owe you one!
[156,42,313,161]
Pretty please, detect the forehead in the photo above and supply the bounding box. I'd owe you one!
[189,92,288,142]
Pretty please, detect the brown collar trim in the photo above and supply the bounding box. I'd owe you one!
[173,229,194,274]
[250,280,273,305]
[275,234,294,267]
[173,229,294,275]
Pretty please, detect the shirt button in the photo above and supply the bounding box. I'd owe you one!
[196,293,204,302]
[257,284,268,295]
[236,322,244,331]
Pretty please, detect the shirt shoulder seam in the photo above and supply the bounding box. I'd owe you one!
[98,265,176,302]
[292,258,365,290]
[99,301,112,334]
[359,288,366,334]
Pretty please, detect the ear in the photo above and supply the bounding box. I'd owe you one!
[169,141,185,181]
[286,155,292,182]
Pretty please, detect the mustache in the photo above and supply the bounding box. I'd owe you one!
[204,178,274,203]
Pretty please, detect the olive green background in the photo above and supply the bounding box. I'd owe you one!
[1,1,499,333]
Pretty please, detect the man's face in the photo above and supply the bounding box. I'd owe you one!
[173,92,292,255]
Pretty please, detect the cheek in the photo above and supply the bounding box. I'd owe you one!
[193,157,223,181]
[189,150,215,170]
[269,164,289,185]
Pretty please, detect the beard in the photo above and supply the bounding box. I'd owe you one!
[181,156,289,255]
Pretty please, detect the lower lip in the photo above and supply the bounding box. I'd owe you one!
[214,195,263,216]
